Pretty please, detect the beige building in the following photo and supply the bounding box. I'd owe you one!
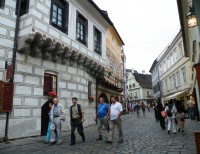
[157,31,193,106]
[177,0,200,119]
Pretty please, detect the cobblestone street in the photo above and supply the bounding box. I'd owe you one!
[0,110,199,154]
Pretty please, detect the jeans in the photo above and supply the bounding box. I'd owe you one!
[189,107,195,120]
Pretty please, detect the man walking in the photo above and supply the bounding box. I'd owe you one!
[70,97,85,146]
[187,96,195,120]
[95,97,110,141]
[49,98,65,146]
[106,96,123,144]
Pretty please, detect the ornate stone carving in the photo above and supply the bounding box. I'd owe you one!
[77,53,85,65]
[30,33,43,57]
[18,34,34,54]
[61,46,70,64]
[69,50,78,66]
[52,43,64,62]
[42,38,54,60]
[83,57,90,66]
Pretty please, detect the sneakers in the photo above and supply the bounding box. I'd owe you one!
[57,142,62,146]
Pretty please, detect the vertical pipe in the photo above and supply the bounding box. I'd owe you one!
[3,0,21,143]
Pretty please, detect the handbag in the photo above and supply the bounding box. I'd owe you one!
[161,111,167,118]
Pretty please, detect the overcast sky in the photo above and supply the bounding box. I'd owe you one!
[93,0,180,74]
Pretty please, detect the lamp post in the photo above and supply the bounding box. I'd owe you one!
[187,2,198,28]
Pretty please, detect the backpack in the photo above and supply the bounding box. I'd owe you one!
[166,105,173,117]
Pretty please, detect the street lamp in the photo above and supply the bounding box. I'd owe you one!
[186,3,198,28]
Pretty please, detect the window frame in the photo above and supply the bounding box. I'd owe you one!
[76,11,88,46]
[50,0,69,34]
[0,0,5,9]
[43,73,57,96]
[16,0,29,16]
[93,26,102,55]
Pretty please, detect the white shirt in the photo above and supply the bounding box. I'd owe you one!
[110,102,123,120]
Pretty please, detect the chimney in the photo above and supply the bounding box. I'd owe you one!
[131,68,134,73]
[142,70,145,74]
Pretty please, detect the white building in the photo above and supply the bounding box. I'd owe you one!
[157,31,193,106]
[126,69,153,102]
[0,0,115,139]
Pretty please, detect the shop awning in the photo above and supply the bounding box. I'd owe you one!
[166,90,186,99]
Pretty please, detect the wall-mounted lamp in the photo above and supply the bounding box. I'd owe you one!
[186,2,198,28]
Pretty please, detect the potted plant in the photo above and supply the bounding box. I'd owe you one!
[88,96,94,102]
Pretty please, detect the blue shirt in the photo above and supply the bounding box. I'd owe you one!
[53,104,59,117]
[97,103,109,118]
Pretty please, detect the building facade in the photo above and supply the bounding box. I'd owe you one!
[177,0,200,119]
[149,60,161,100]
[157,31,193,106]
[0,0,124,139]
[96,23,124,104]
[126,69,153,102]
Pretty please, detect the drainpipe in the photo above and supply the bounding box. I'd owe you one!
[3,0,21,143]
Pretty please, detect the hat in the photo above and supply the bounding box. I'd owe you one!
[48,91,57,97]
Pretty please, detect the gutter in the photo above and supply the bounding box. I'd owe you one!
[3,0,21,143]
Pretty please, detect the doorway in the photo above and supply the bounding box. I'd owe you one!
[41,100,51,136]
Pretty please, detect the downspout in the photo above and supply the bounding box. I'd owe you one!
[3,0,21,143]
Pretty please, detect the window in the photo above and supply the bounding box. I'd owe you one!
[133,84,135,87]
[129,85,132,88]
[0,0,5,9]
[182,68,187,84]
[16,0,29,16]
[135,92,137,97]
[76,12,88,45]
[179,43,183,58]
[147,91,149,96]
[165,79,168,92]
[43,73,57,96]
[93,27,102,55]
[112,37,115,46]
[50,0,69,33]
[177,71,181,86]
[169,76,172,89]
[173,74,176,88]
[88,81,92,97]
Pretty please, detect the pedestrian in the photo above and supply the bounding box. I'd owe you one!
[141,102,145,115]
[187,96,195,120]
[156,100,166,130]
[175,100,185,132]
[131,102,135,114]
[165,100,177,134]
[106,96,123,144]
[70,97,85,146]
[49,98,66,146]
[136,102,140,117]
[45,102,53,143]
[95,97,110,141]
[147,103,150,112]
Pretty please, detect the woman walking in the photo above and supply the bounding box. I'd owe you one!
[175,100,185,132]
[165,100,177,134]
[157,101,166,130]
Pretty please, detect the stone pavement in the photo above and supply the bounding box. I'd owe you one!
[0,110,199,154]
